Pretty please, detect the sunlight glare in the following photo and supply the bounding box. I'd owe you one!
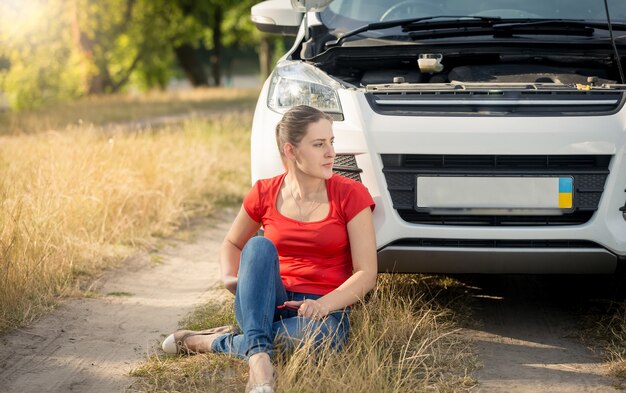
[0,0,48,38]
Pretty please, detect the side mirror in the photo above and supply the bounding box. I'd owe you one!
[290,0,334,12]
[251,0,303,36]
[289,0,333,40]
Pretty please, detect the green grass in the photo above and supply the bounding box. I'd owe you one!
[106,292,134,297]
[150,254,165,265]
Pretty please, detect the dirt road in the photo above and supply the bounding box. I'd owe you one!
[464,275,623,392]
[0,211,235,393]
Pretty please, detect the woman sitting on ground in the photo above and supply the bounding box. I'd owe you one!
[162,105,377,393]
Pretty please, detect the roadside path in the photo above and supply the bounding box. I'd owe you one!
[465,275,620,392]
[100,106,252,132]
[0,211,235,393]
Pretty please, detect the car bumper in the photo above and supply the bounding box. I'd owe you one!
[251,83,626,273]
[339,90,626,273]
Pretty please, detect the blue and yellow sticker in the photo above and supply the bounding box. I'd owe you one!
[558,177,573,209]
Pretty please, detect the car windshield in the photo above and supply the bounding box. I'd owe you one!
[321,0,626,33]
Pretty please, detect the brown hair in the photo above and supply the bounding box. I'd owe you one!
[275,105,333,156]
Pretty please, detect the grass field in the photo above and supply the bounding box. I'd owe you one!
[12,86,626,391]
[0,93,253,333]
[0,88,478,390]
[0,87,259,134]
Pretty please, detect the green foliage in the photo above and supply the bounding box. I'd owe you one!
[73,0,184,93]
[0,0,267,111]
[223,0,261,48]
[223,0,293,61]
[0,0,83,110]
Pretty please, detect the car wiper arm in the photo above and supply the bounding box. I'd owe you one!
[493,20,595,37]
[493,19,626,31]
[325,15,502,48]
[406,19,624,40]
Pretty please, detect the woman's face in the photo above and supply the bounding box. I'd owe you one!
[291,118,336,179]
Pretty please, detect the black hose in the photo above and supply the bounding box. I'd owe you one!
[604,0,625,83]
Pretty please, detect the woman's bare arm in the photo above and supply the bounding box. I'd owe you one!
[220,206,262,295]
[291,207,377,318]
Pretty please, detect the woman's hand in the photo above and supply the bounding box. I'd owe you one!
[283,299,330,320]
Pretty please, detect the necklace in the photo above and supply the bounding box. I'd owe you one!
[289,180,325,221]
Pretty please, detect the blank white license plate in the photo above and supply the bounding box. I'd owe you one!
[416,176,573,209]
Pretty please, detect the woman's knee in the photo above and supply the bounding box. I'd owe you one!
[242,236,276,256]
[240,237,278,268]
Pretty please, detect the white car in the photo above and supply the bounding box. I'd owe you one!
[250,0,626,274]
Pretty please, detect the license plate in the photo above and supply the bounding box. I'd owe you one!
[416,176,573,210]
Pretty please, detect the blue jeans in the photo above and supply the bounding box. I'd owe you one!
[211,237,350,360]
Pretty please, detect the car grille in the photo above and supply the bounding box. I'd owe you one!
[333,154,362,182]
[366,90,624,115]
[381,154,611,226]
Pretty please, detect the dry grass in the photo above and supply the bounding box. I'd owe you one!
[0,112,251,333]
[1,86,479,389]
[576,273,626,387]
[583,299,626,383]
[130,274,477,392]
[0,87,260,135]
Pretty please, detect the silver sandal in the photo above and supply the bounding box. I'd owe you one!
[161,325,239,354]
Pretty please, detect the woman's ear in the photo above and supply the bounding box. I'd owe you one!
[284,143,297,161]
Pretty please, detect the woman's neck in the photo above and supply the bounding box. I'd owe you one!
[285,171,326,200]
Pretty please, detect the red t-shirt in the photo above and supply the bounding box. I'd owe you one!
[243,173,375,295]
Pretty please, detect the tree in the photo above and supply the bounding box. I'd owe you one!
[71,0,179,94]
[0,0,274,110]
[223,0,291,80]
[0,0,179,108]
[170,0,239,87]
[0,0,82,110]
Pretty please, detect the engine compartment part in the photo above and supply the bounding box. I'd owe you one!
[361,69,423,84]
[418,53,444,74]
[328,57,617,86]
[448,64,614,85]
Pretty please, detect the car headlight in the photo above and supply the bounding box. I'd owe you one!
[267,61,343,119]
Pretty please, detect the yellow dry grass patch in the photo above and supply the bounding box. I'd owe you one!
[130,275,477,392]
[0,112,251,333]
[585,300,626,384]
